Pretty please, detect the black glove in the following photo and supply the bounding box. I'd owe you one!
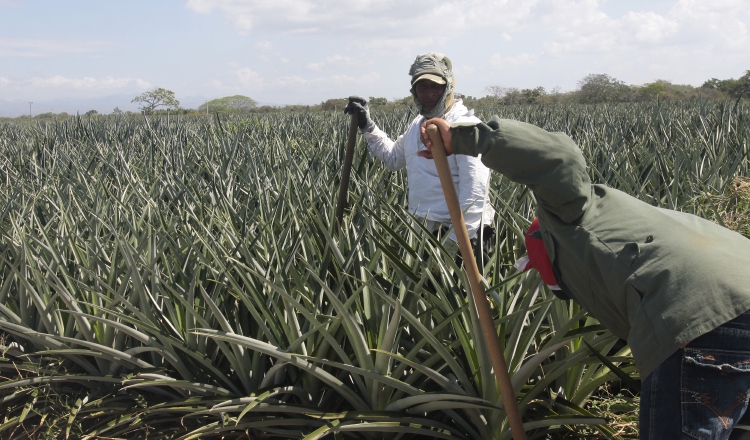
[344,96,374,132]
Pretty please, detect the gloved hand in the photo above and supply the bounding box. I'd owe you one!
[344,96,375,133]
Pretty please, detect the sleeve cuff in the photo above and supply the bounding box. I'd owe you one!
[450,121,497,156]
[450,122,480,156]
[360,119,376,134]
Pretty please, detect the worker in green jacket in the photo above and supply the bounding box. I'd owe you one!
[419,116,750,440]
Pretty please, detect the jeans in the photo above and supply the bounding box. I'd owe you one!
[640,310,750,440]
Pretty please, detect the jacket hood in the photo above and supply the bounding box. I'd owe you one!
[409,52,455,118]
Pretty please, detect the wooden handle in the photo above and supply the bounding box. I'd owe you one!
[425,124,526,440]
[335,113,359,223]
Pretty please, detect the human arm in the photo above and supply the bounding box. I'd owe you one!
[423,117,591,224]
[363,128,408,170]
[343,96,406,170]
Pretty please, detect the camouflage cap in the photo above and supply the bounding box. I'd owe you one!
[409,53,452,86]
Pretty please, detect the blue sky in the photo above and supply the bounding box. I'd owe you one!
[1,0,749,116]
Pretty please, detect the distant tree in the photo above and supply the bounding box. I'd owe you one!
[733,70,750,100]
[199,95,257,114]
[35,112,56,120]
[640,81,668,100]
[85,109,98,116]
[486,86,519,104]
[485,85,547,105]
[113,107,123,115]
[576,73,629,104]
[701,72,750,101]
[395,96,413,107]
[132,88,180,114]
[485,85,514,101]
[549,86,562,103]
[701,78,724,90]
[368,97,388,107]
[521,86,546,104]
[285,105,310,113]
[320,98,348,111]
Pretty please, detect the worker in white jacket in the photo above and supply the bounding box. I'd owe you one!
[345,52,495,259]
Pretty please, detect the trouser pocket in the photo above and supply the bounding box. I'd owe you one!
[682,347,750,440]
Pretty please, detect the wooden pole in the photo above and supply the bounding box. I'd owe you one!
[425,124,526,440]
[335,113,359,223]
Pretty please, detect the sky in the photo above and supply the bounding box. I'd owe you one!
[1,0,749,116]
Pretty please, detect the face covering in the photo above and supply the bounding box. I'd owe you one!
[408,52,455,118]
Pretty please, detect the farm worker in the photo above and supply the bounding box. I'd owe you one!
[344,52,495,259]
[419,116,750,439]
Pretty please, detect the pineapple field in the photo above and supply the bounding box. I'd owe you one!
[0,100,748,439]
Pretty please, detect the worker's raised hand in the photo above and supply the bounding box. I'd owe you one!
[418,118,453,159]
[344,96,375,132]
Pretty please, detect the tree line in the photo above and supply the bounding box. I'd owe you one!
[5,70,749,121]
[481,71,750,106]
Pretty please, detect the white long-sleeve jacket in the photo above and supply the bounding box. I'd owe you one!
[363,100,495,241]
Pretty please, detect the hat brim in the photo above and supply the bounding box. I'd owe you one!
[411,73,447,86]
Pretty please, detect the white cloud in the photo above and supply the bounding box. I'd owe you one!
[352,37,445,55]
[185,0,217,14]
[0,75,152,99]
[30,76,151,90]
[255,40,272,50]
[668,0,750,51]
[231,67,266,89]
[620,11,678,44]
[306,55,359,72]
[455,65,476,76]
[0,38,111,57]
[212,63,381,102]
[187,0,748,97]
[185,0,541,39]
[537,0,748,55]
[478,0,749,88]
[490,53,540,68]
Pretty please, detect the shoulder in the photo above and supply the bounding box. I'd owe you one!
[445,100,481,124]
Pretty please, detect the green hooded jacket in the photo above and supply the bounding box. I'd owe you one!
[451,116,750,378]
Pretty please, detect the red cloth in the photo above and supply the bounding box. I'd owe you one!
[517,218,559,287]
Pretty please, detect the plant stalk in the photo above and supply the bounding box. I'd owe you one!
[425,124,527,440]
[335,113,359,223]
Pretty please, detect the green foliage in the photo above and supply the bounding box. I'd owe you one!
[639,81,667,100]
[199,95,258,114]
[697,177,750,238]
[394,96,413,107]
[486,86,551,105]
[576,73,631,104]
[28,112,72,121]
[368,97,388,107]
[0,101,748,438]
[320,98,348,111]
[131,87,180,114]
[702,71,750,101]
[735,70,750,100]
